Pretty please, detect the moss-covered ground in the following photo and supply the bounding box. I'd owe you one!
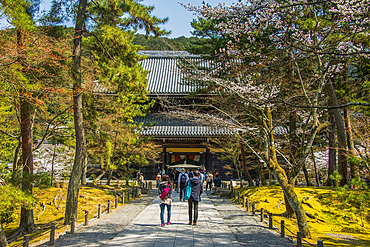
[236,186,370,246]
[4,183,135,247]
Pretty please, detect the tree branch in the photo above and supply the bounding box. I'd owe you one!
[0,129,19,139]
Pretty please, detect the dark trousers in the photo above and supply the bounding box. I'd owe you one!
[206,181,212,191]
[188,197,199,223]
[179,183,186,200]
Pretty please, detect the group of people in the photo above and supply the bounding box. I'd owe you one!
[204,170,221,191]
[157,167,221,227]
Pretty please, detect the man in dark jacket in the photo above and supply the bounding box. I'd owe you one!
[188,170,203,225]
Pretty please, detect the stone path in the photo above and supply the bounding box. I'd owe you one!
[106,192,240,247]
[208,193,293,247]
[38,189,294,247]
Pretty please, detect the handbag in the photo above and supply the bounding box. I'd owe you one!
[160,184,170,200]
[184,180,191,200]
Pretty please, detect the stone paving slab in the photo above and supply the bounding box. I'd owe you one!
[106,192,240,247]
[207,193,294,247]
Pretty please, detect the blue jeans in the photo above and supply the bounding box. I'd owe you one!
[160,204,171,224]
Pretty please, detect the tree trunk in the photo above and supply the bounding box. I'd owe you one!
[0,223,8,247]
[344,107,356,179]
[264,108,311,238]
[302,164,312,186]
[65,0,87,225]
[326,109,336,186]
[326,80,347,186]
[107,168,113,185]
[94,171,106,184]
[18,28,35,233]
[240,143,253,186]
[238,116,254,186]
[107,132,118,186]
[289,111,297,167]
[19,99,35,233]
[271,166,311,238]
[282,193,295,218]
[284,110,299,214]
[81,155,87,186]
[311,148,320,187]
[258,163,267,186]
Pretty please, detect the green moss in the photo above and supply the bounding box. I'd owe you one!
[4,185,134,246]
[238,186,370,246]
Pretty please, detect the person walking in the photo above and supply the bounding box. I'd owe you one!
[205,171,213,191]
[138,173,144,187]
[213,169,218,178]
[156,172,161,188]
[188,169,193,178]
[188,171,203,225]
[167,169,175,182]
[135,170,141,186]
[158,174,173,227]
[178,168,188,201]
[174,170,179,192]
[198,169,204,182]
[213,173,221,188]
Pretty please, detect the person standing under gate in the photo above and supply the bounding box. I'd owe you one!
[205,171,213,191]
[178,168,188,201]
[156,172,161,188]
[188,171,203,225]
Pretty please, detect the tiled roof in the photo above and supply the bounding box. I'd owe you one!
[273,126,288,135]
[138,50,200,58]
[138,51,208,94]
[134,113,233,137]
[134,113,288,137]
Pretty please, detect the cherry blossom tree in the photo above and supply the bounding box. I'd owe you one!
[179,0,370,238]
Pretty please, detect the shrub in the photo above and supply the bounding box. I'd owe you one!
[0,185,35,224]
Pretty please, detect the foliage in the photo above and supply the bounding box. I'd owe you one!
[33,172,52,188]
[0,96,19,165]
[0,0,35,30]
[348,113,370,174]
[331,171,370,227]
[0,184,35,224]
[187,15,229,57]
[175,0,369,237]
[132,34,202,51]
[0,27,72,185]
[207,135,243,185]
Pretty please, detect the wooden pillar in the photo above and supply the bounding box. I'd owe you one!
[50,225,55,245]
[205,148,213,172]
[162,146,166,171]
[23,235,29,247]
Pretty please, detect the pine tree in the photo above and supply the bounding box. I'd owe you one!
[42,0,169,224]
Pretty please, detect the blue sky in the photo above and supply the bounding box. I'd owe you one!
[139,1,238,38]
[0,1,238,38]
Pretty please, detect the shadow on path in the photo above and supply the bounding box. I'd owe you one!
[33,189,158,247]
[207,193,294,247]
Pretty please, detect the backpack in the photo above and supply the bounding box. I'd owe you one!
[180,173,187,184]
[188,171,193,178]
[184,181,191,200]
[159,184,170,200]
